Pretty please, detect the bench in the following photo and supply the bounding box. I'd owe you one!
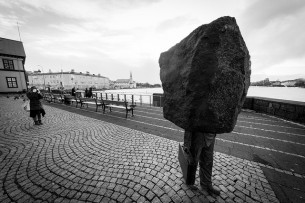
[74,96,82,108]
[80,98,103,112]
[103,100,135,118]
[64,95,76,105]
[52,94,65,103]
[42,93,49,101]
[44,93,54,103]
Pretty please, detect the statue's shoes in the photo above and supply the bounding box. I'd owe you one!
[200,184,221,195]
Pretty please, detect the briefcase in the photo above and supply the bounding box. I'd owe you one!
[178,143,198,185]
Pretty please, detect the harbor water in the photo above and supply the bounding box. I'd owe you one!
[93,86,305,106]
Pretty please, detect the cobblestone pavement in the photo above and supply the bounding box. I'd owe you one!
[0,96,286,202]
[56,99,305,203]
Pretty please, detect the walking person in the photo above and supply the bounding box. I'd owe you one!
[26,86,46,125]
[71,87,76,96]
[85,88,88,98]
[88,87,93,98]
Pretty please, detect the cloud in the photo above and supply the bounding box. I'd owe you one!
[241,0,305,31]
[7,0,161,21]
[100,0,161,9]
[2,0,304,84]
[156,16,197,32]
[238,0,305,76]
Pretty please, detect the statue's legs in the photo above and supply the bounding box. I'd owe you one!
[198,134,215,186]
[182,131,220,195]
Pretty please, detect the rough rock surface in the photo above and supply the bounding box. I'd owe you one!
[159,16,251,134]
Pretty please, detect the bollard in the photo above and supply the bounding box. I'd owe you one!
[150,95,151,107]
[159,96,161,107]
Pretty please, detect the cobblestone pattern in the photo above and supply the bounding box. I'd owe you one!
[0,97,280,202]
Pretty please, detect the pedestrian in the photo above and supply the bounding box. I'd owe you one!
[26,86,46,125]
[85,88,88,98]
[71,87,76,96]
[88,87,93,98]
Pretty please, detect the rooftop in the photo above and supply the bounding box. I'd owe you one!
[28,71,108,79]
[0,37,26,59]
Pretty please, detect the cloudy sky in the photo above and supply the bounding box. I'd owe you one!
[1,0,304,83]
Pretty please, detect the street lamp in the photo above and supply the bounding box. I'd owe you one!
[37,65,46,90]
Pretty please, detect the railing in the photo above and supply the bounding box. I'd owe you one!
[92,92,161,107]
[44,89,305,124]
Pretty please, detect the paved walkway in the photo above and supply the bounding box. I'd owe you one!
[0,96,291,202]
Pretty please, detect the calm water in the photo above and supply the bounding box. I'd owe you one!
[104,86,305,103]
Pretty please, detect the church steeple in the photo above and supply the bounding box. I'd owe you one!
[130,71,133,81]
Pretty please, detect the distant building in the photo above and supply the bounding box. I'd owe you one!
[250,78,271,86]
[281,80,297,87]
[114,72,136,89]
[271,80,281,86]
[28,70,110,90]
[0,38,27,93]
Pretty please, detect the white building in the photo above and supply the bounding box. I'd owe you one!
[114,72,136,89]
[28,70,110,90]
[281,80,297,87]
[0,38,27,93]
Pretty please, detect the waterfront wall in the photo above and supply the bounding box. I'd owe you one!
[242,97,305,124]
[152,94,305,124]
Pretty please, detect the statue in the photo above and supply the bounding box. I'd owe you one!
[159,16,251,195]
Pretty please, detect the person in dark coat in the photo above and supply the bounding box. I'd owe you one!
[71,87,76,96]
[88,87,93,98]
[85,88,88,98]
[26,86,46,125]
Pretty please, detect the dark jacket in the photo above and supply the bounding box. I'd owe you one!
[87,88,93,98]
[26,92,43,111]
[71,88,76,96]
[85,88,88,97]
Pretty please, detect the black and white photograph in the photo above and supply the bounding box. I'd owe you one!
[0,0,304,202]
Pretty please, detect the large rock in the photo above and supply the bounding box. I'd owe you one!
[159,16,251,134]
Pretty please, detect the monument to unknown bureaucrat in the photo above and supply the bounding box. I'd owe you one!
[159,16,251,194]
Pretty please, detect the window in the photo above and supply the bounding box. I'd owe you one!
[3,59,15,70]
[6,77,18,88]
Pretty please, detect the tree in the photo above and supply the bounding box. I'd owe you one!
[295,81,305,87]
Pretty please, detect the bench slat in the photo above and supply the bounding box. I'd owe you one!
[82,102,96,104]
[107,105,126,109]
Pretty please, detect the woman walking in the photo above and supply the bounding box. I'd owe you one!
[26,86,46,125]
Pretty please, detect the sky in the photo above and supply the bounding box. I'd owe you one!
[1,0,305,84]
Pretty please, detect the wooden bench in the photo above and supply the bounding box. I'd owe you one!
[80,98,103,112]
[42,93,49,101]
[44,93,54,103]
[42,92,48,101]
[103,100,135,118]
[74,96,82,108]
[64,94,76,105]
[52,94,65,103]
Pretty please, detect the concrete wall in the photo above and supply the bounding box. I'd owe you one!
[152,93,305,124]
[243,97,305,124]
